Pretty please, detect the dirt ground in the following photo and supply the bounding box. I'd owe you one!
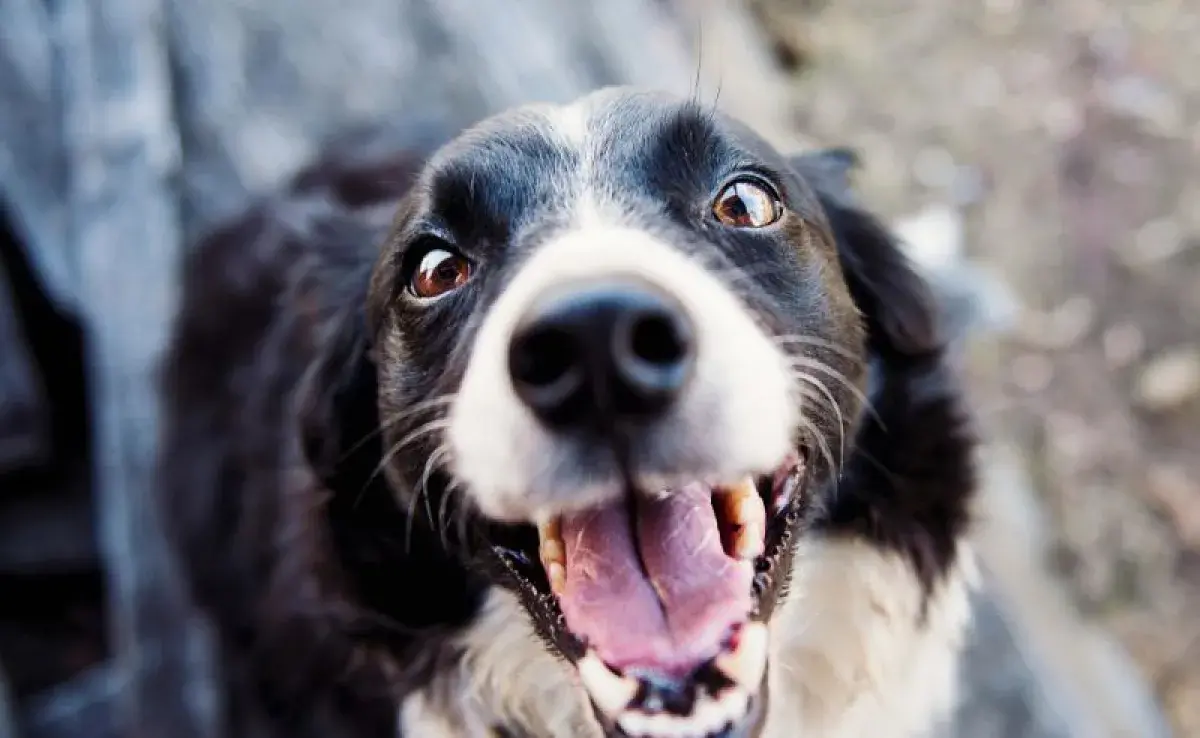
[750,0,1200,734]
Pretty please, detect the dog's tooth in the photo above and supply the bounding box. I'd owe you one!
[540,536,565,566]
[731,475,758,500]
[547,561,566,595]
[717,477,766,560]
[578,651,637,719]
[537,516,565,579]
[718,477,764,524]
[537,516,562,546]
[692,692,726,735]
[715,687,750,727]
[730,521,765,560]
[616,711,651,737]
[620,712,674,738]
[735,493,765,527]
[715,621,769,688]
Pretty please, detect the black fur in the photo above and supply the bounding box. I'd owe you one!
[158,150,488,738]
[790,152,975,596]
[158,99,974,738]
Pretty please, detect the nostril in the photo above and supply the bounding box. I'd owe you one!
[511,326,578,390]
[628,310,688,368]
[612,303,694,415]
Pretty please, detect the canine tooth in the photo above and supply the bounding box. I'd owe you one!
[540,536,565,566]
[729,521,765,560]
[718,478,765,525]
[578,651,638,719]
[540,513,566,583]
[537,516,562,546]
[717,478,766,560]
[547,561,566,595]
[715,621,769,688]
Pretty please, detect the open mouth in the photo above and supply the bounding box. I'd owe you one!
[531,451,806,738]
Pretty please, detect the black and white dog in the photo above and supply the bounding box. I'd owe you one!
[159,87,977,738]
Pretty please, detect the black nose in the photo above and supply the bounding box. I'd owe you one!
[508,282,695,429]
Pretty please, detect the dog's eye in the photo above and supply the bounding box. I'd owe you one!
[712,179,782,228]
[409,247,472,299]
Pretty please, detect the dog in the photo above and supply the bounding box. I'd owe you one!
[158,87,977,738]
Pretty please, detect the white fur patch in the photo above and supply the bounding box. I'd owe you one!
[447,224,797,523]
[761,539,977,738]
[399,539,978,737]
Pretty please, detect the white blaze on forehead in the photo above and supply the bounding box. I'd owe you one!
[539,96,594,150]
[527,93,615,229]
[526,88,693,230]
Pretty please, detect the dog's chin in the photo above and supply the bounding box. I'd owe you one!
[485,450,808,738]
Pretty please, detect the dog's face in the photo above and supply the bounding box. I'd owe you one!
[367,88,875,738]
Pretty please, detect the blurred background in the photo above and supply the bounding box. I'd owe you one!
[0,0,1196,736]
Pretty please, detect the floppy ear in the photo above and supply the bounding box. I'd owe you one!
[789,149,941,359]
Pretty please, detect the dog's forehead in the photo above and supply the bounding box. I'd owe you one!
[427,89,770,203]
[454,88,716,162]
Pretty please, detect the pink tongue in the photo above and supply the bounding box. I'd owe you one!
[558,483,753,677]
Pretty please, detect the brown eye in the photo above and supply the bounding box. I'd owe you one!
[410,247,472,299]
[712,179,783,228]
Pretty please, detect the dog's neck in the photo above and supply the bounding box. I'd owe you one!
[399,537,978,738]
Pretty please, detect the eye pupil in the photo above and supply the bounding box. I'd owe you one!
[411,247,471,299]
[713,179,782,228]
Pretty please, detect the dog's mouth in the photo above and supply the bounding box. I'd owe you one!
[520,451,807,738]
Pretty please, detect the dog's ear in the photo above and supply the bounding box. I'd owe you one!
[789,149,940,359]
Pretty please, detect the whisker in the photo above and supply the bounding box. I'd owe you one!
[339,393,457,462]
[422,445,451,531]
[796,413,838,493]
[355,417,451,512]
[791,385,845,489]
[402,440,452,554]
[785,354,883,429]
[403,472,424,556]
[791,374,847,471]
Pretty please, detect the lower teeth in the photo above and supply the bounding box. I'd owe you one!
[576,621,769,738]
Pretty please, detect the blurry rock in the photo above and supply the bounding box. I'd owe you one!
[1145,464,1200,546]
[1102,322,1145,369]
[1119,217,1186,270]
[1102,73,1187,138]
[912,145,958,191]
[1135,347,1200,413]
[1164,671,1200,738]
[1017,295,1096,351]
[1012,353,1054,393]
